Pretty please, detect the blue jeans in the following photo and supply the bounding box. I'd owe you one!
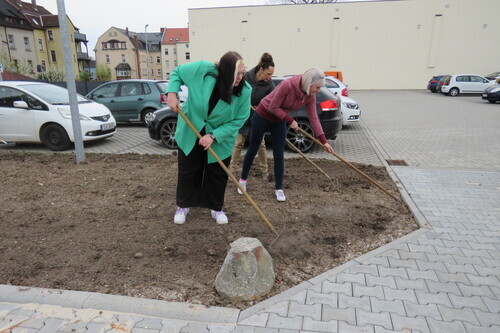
[241,112,286,189]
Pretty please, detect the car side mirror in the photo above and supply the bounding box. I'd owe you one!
[13,101,29,109]
[87,94,93,99]
[484,79,489,83]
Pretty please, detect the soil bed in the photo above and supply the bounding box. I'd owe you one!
[0,152,417,309]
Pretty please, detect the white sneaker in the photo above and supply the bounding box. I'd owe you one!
[211,210,228,224]
[237,179,247,195]
[275,189,286,202]
[174,207,190,224]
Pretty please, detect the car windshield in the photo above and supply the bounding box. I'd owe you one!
[19,84,90,105]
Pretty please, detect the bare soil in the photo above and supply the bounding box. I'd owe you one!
[0,151,418,309]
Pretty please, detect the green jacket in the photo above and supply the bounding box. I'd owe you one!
[167,60,251,164]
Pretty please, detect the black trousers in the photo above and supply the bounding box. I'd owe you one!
[176,141,231,211]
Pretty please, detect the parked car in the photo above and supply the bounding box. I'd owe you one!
[482,84,500,103]
[435,75,450,93]
[86,79,168,125]
[440,74,495,96]
[325,76,349,97]
[148,77,343,153]
[427,75,447,93]
[0,81,116,151]
[484,72,500,81]
[340,96,360,125]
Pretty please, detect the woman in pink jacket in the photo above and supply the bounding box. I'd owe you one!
[239,68,334,202]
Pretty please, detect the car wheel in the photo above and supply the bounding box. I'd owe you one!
[488,100,496,104]
[449,88,459,97]
[41,124,72,151]
[286,120,315,153]
[141,109,156,126]
[160,119,178,149]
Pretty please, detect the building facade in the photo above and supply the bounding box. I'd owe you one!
[160,28,190,80]
[0,0,90,79]
[188,0,499,89]
[95,27,163,81]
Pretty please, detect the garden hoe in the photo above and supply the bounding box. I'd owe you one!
[297,127,402,204]
[176,106,279,237]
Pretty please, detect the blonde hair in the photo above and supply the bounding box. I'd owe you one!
[301,68,326,95]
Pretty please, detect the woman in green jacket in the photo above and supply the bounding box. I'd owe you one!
[166,51,251,225]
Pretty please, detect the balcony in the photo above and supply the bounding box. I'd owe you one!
[74,32,88,42]
[77,52,90,61]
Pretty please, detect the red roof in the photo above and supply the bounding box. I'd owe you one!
[162,28,189,45]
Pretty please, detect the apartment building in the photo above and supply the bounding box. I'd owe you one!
[95,27,163,81]
[0,0,90,78]
[161,28,190,80]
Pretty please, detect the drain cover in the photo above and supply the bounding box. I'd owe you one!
[386,159,408,166]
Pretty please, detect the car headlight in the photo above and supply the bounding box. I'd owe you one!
[490,86,500,93]
[342,102,359,109]
[58,108,91,121]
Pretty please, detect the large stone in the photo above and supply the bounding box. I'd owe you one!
[215,237,275,301]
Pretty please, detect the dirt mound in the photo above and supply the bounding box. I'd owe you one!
[0,152,417,309]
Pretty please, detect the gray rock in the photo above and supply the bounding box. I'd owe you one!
[215,237,275,301]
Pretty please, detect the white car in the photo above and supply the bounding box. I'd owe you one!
[0,81,116,151]
[440,74,495,96]
[340,96,361,125]
[325,76,349,97]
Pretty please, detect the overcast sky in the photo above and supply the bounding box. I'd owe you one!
[38,0,269,57]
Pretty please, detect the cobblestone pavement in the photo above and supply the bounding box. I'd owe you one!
[1,90,499,332]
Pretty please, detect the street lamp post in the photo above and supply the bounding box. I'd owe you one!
[145,24,150,79]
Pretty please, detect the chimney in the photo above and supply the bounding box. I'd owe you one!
[160,27,165,34]
[32,0,37,6]
[125,27,129,36]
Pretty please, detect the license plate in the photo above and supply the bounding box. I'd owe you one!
[482,94,487,97]
[101,122,115,131]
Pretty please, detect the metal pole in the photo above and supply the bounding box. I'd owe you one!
[145,24,149,79]
[56,0,85,163]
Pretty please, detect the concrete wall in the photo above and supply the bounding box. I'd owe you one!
[188,0,499,89]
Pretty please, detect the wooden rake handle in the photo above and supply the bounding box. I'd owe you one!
[297,128,402,203]
[176,107,278,235]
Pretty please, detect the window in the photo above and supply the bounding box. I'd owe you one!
[142,83,151,94]
[27,60,33,72]
[41,60,46,71]
[24,37,30,50]
[470,76,484,83]
[456,76,469,82]
[164,48,169,55]
[165,72,170,79]
[8,35,15,48]
[0,87,24,108]
[174,48,177,55]
[157,69,161,76]
[156,56,160,64]
[165,60,169,67]
[116,69,130,77]
[102,42,108,50]
[48,30,54,41]
[38,38,44,51]
[13,59,18,69]
[121,54,126,62]
[174,60,177,67]
[50,50,57,62]
[93,83,118,98]
[121,42,126,49]
[186,44,189,48]
[185,52,190,60]
[105,55,110,63]
[120,82,141,96]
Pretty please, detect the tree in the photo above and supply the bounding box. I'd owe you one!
[35,65,65,82]
[79,71,92,81]
[95,64,112,81]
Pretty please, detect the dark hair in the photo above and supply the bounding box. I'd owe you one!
[256,52,274,71]
[210,51,245,104]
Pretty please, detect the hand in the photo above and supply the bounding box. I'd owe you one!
[290,120,299,131]
[323,142,334,154]
[199,134,214,150]
[167,92,179,112]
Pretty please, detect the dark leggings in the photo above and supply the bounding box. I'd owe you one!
[241,112,286,189]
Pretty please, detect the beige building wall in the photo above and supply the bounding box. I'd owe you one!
[0,27,38,74]
[44,17,80,77]
[95,27,139,80]
[188,0,499,89]
[161,42,191,80]
[33,29,49,72]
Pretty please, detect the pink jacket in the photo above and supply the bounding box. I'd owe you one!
[255,75,327,144]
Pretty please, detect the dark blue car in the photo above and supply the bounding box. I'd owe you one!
[427,75,447,93]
